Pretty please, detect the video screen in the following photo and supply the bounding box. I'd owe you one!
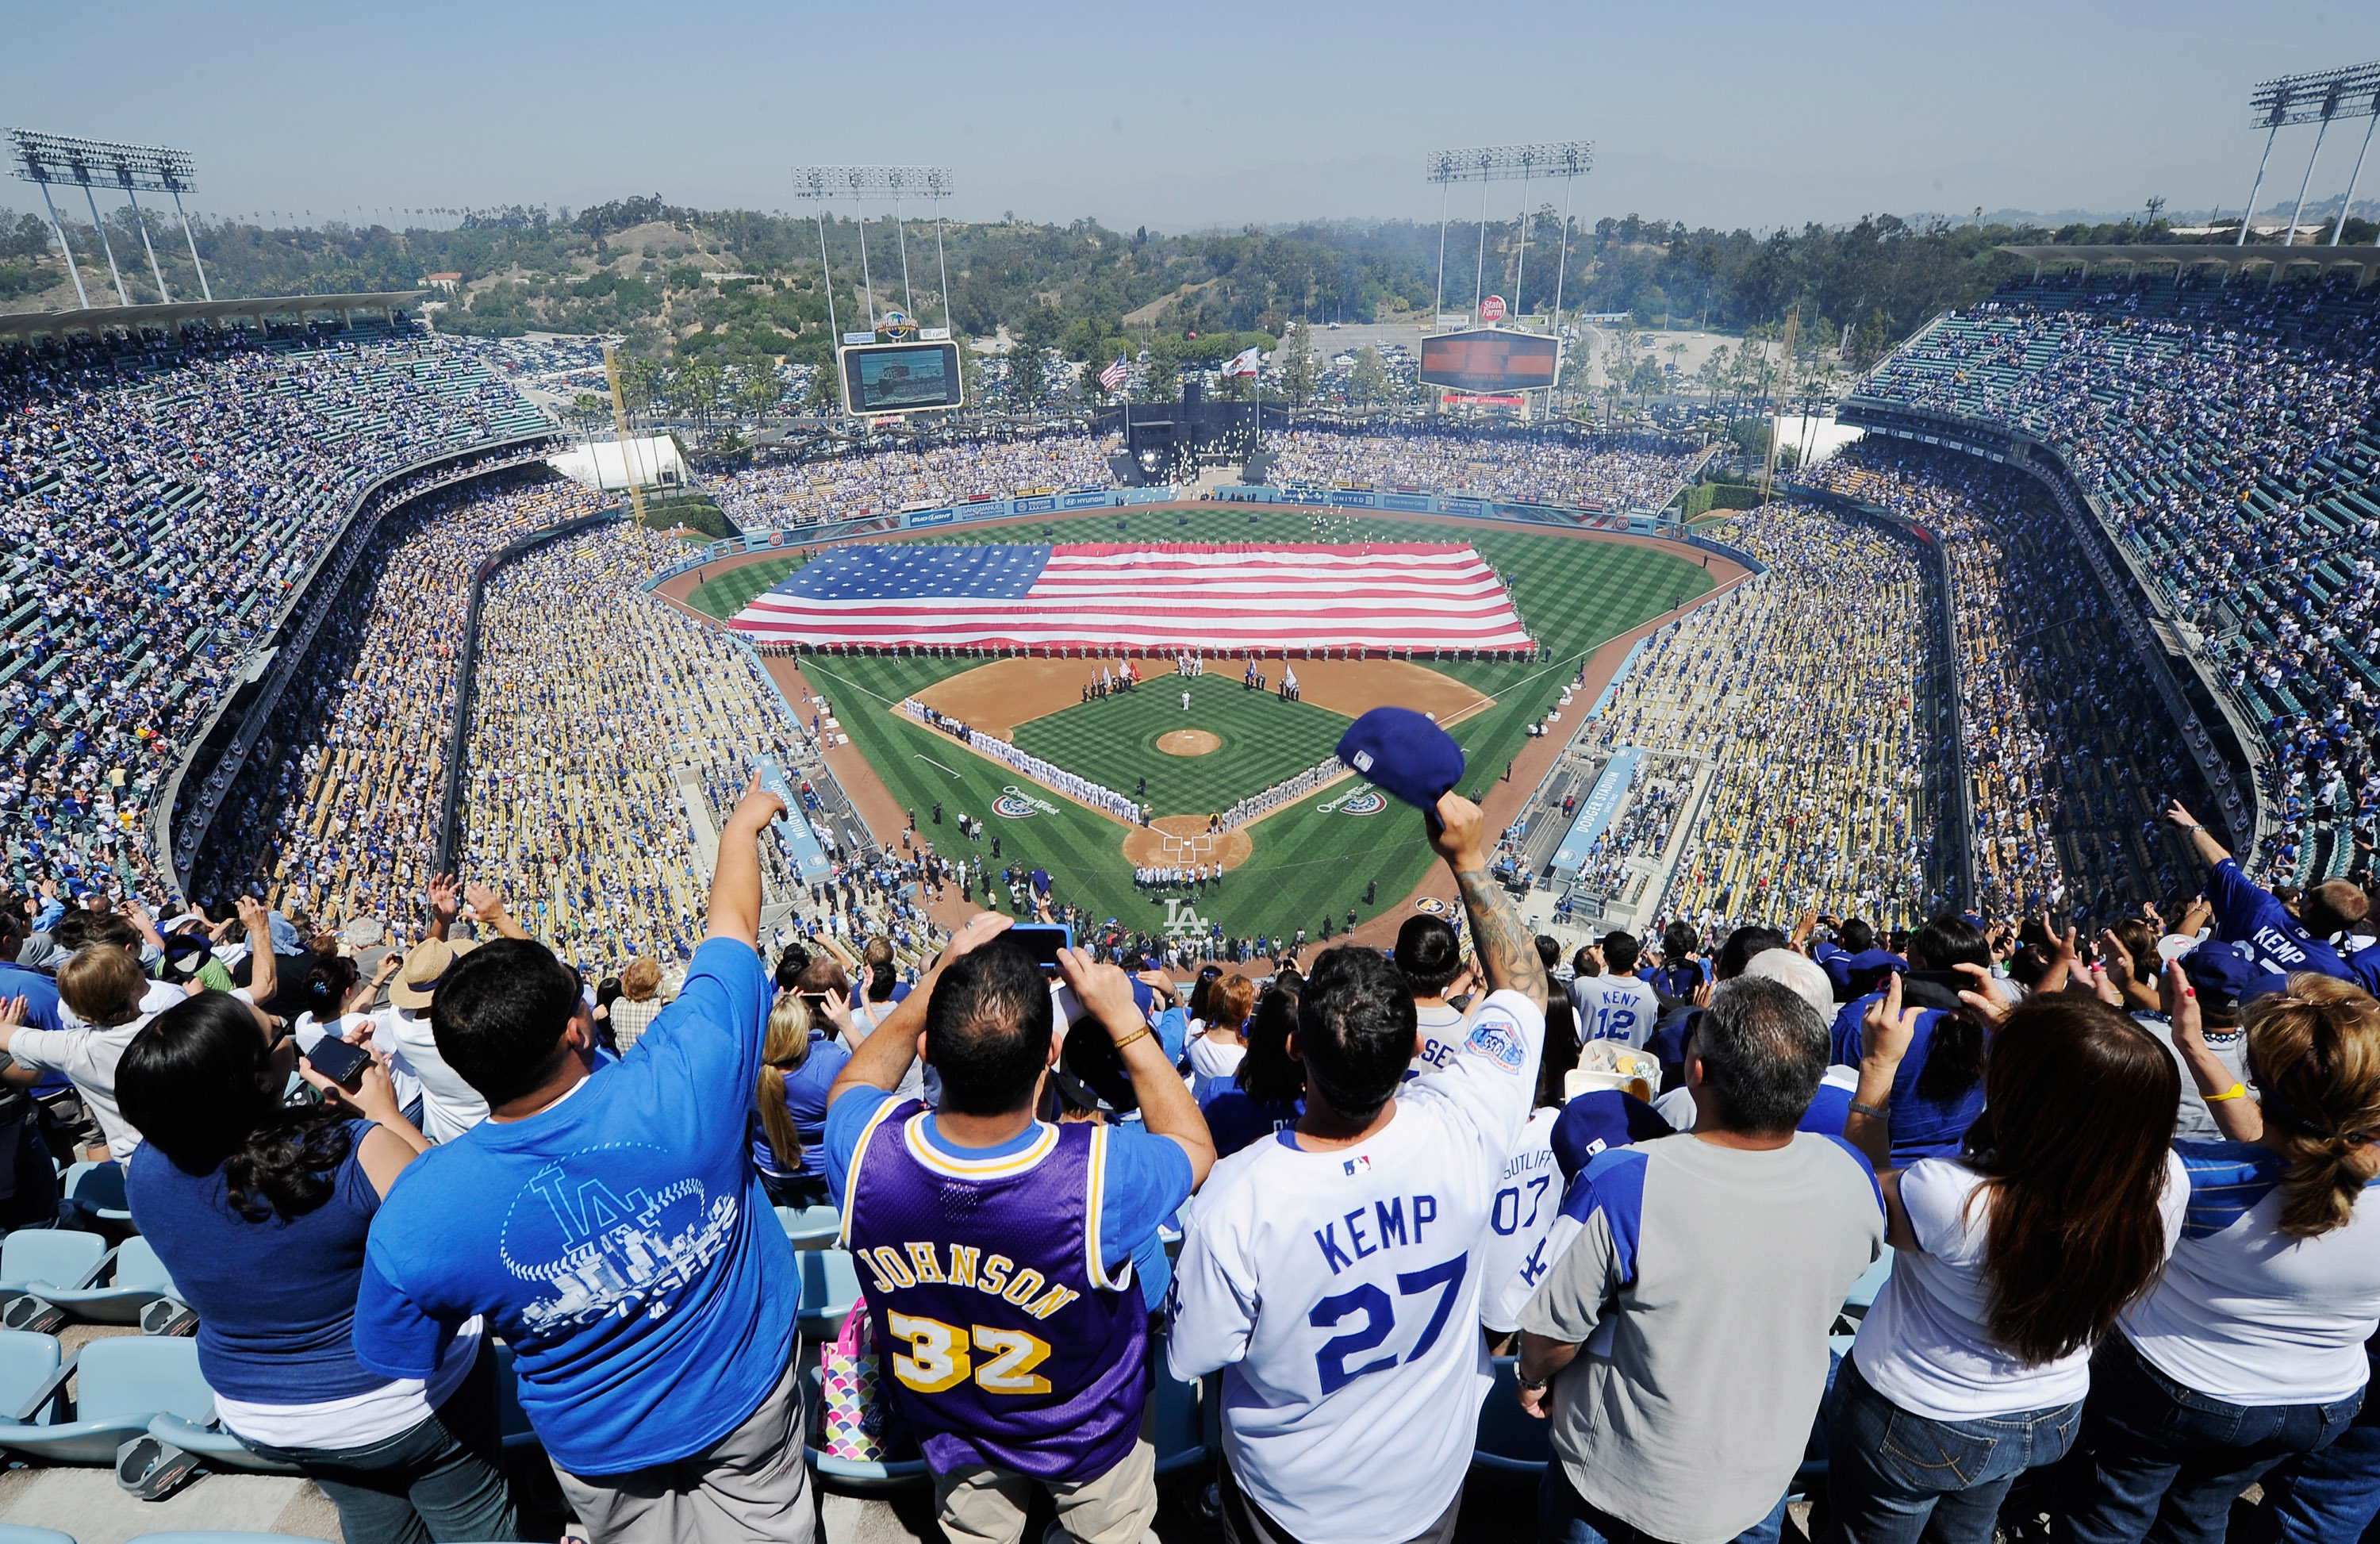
[1418,329,1560,394]
[840,341,965,415]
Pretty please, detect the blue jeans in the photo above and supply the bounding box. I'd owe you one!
[1539,1460,1787,1544]
[1822,1350,2081,1544]
[2246,1339,2380,1543]
[238,1341,516,1544]
[2059,1332,2363,1544]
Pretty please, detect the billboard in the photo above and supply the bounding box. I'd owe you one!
[839,340,965,416]
[1418,328,1560,394]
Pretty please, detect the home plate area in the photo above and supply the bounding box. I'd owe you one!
[911,655,1492,870]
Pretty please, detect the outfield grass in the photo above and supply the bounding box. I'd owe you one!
[694,507,1714,939]
[1014,674,1348,816]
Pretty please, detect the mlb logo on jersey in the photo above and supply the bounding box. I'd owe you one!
[1343,1155,1372,1176]
[1465,1017,1527,1074]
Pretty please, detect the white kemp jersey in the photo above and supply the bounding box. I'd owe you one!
[1168,989,1546,1544]
[1478,1104,1562,1335]
[1573,974,1656,1049]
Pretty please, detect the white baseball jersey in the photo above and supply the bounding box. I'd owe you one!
[1477,1104,1562,1335]
[1572,974,1658,1049]
[1407,1001,1472,1077]
[1169,989,1545,1544]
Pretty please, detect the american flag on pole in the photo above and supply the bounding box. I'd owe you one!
[1098,355,1129,390]
[729,542,1534,654]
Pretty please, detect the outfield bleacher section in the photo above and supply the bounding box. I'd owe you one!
[1850,269,2380,881]
[0,317,551,902]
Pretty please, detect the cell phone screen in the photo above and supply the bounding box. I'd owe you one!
[1007,924,1072,972]
[305,1038,370,1089]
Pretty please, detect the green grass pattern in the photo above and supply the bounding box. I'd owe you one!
[696,508,1716,939]
[1013,674,1348,818]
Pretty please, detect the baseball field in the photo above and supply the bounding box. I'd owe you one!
[685,505,1716,943]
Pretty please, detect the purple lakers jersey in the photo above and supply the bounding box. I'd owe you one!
[841,1100,1148,1481]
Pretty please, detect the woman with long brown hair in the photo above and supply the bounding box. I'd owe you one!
[2064,968,2380,1544]
[1826,981,2186,1543]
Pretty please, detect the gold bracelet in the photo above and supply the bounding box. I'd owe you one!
[1110,1026,1154,1054]
[2205,1082,2248,1103]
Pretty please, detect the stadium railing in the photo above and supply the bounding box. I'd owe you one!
[1833,396,2270,864]
[158,434,562,897]
[433,508,630,878]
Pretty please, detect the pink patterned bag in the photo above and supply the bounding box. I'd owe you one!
[818,1298,894,1461]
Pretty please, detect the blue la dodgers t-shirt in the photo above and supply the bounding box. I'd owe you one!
[354,938,797,1477]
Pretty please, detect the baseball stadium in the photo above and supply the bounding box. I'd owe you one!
[6,13,2380,1544]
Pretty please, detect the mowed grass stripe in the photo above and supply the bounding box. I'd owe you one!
[710,510,1713,938]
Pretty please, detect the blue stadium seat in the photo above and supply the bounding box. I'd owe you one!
[1841,1247,1893,1321]
[794,1250,861,1339]
[0,1335,213,1465]
[0,1329,63,1426]
[41,1239,186,1327]
[1471,1355,1552,1477]
[62,1162,132,1227]
[1150,1363,1219,1481]
[774,1204,840,1250]
[0,1527,79,1544]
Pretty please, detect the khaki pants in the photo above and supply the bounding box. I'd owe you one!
[933,1436,1157,1544]
[555,1357,812,1544]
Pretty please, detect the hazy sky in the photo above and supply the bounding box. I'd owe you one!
[9,1,2379,232]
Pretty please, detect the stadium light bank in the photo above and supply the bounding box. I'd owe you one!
[2237,61,2380,248]
[8,127,213,309]
[1423,140,1592,328]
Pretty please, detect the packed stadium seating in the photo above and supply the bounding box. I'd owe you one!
[1592,501,1944,930]
[710,432,1117,531]
[0,318,544,905]
[1266,424,1697,508]
[1798,440,2223,920]
[1856,268,2380,883]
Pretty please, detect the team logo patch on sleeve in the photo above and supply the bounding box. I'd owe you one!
[1465,1017,1528,1074]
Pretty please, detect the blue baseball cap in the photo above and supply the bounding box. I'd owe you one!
[1552,1089,1675,1181]
[1336,707,1465,812]
[2179,941,2288,1012]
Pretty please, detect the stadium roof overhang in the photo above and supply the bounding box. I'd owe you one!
[0,290,426,342]
[1998,244,2380,288]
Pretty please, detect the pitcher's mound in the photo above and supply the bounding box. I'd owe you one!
[1123,814,1253,871]
[1157,729,1222,757]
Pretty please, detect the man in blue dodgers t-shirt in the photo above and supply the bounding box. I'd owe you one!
[823,912,1215,1544]
[2165,799,2364,979]
[355,778,805,1543]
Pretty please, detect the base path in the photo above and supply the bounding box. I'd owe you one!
[1123,814,1253,872]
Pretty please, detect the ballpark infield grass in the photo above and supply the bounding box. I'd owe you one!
[696,508,1713,940]
[1014,674,1349,818]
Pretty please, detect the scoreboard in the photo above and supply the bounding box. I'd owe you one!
[839,340,965,416]
[1418,328,1560,394]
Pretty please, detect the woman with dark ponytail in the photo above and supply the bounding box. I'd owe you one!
[1830,913,2000,1163]
[2065,969,2380,1544]
[119,993,516,1542]
[1827,987,2185,1542]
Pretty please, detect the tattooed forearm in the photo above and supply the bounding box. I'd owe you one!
[1455,865,1549,1010]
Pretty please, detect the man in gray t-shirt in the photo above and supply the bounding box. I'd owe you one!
[1518,977,1884,1543]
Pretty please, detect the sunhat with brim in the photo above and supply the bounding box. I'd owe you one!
[390,938,480,1012]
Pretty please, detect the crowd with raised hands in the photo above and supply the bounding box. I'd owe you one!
[708,432,1117,529]
[1265,425,1698,508]
[0,319,539,906]
[1599,501,1941,933]
[194,471,611,926]
[1800,440,2217,925]
[1858,271,2380,882]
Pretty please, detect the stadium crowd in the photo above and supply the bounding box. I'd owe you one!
[1598,501,1943,931]
[1,319,540,908]
[194,470,610,925]
[1858,271,2380,885]
[709,432,1117,530]
[1266,425,1698,508]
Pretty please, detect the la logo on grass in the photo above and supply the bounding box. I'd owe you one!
[1162,898,1211,938]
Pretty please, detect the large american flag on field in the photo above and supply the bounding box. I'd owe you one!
[728,542,1534,653]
